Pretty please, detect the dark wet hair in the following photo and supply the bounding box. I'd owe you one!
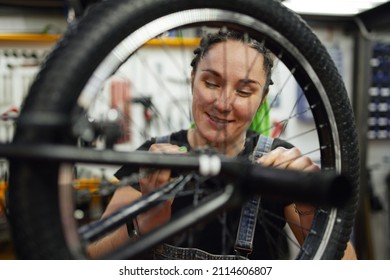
[190,30,274,93]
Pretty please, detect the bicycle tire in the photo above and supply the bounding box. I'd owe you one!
[8,0,359,260]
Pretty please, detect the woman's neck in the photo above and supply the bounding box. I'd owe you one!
[187,128,246,157]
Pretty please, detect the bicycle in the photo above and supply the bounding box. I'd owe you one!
[4,0,359,259]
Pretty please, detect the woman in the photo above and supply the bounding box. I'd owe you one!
[88,31,356,259]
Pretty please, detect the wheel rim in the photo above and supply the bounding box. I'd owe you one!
[59,8,343,259]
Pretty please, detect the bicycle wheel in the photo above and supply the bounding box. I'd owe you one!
[7,0,359,260]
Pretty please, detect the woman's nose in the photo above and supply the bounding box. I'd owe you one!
[214,88,233,113]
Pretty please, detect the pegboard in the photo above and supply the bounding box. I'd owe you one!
[368,42,390,140]
[0,47,48,143]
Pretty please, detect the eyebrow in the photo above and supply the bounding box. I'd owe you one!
[201,69,262,86]
[201,69,222,78]
[239,79,261,87]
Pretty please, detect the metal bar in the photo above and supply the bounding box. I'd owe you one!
[103,184,236,259]
[0,143,201,168]
[79,175,191,242]
[1,143,351,207]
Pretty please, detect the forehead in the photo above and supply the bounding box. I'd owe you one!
[199,40,265,78]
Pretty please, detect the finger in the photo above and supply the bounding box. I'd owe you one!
[154,169,171,186]
[139,168,159,193]
[258,147,302,169]
[272,147,304,169]
[303,163,320,172]
[149,143,174,153]
[284,154,315,171]
[140,144,187,194]
[257,147,317,171]
[149,144,188,154]
[257,147,287,167]
[140,169,172,194]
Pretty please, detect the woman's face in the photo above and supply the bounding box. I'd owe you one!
[191,40,267,152]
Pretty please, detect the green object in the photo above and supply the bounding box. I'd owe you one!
[178,146,188,152]
[249,98,270,136]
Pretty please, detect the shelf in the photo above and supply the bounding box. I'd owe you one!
[0,33,200,47]
[0,33,62,42]
[146,37,201,47]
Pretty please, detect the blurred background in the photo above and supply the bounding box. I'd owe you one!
[0,0,389,260]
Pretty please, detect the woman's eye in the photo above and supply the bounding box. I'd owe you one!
[237,89,252,97]
[205,81,219,89]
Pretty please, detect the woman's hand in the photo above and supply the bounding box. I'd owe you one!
[256,146,319,212]
[257,146,319,243]
[256,146,319,172]
[136,144,187,235]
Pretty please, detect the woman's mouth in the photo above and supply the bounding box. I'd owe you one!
[207,113,232,126]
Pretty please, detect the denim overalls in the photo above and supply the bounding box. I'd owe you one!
[151,134,274,260]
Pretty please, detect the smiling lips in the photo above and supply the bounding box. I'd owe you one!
[207,113,233,126]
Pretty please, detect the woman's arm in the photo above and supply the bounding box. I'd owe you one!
[258,146,357,260]
[284,204,357,259]
[87,186,141,258]
[87,143,187,258]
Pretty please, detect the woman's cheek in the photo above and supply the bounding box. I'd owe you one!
[235,100,257,122]
[194,87,214,107]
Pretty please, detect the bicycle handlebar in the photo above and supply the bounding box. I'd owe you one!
[3,143,352,208]
[221,161,353,208]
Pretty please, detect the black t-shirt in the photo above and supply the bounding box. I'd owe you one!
[115,129,294,259]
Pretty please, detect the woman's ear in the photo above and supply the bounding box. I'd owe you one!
[259,88,269,108]
[191,71,195,90]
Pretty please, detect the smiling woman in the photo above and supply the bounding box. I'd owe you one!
[190,40,266,156]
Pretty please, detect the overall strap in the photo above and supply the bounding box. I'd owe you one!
[155,134,171,144]
[234,135,274,257]
[252,134,274,160]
